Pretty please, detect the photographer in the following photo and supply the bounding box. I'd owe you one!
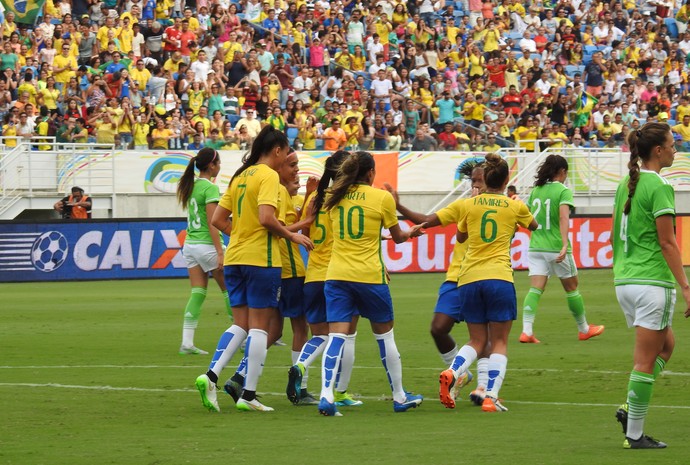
[54,187,92,220]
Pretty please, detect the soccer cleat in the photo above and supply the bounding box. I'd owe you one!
[334,390,363,407]
[236,398,274,412]
[579,325,605,341]
[179,345,209,355]
[393,393,423,412]
[273,338,287,346]
[439,369,457,409]
[451,371,473,401]
[481,395,508,412]
[195,374,220,413]
[223,378,243,403]
[286,364,303,405]
[616,403,628,434]
[469,386,486,406]
[296,390,319,405]
[519,333,541,344]
[623,435,667,449]
[318,397,342,417]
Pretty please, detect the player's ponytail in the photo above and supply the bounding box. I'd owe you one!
[177,147,218,210]
[534,154,568,187]
[314,150,349,212]
[324,151,375,210]
[231,125,288,183]
[624,122,670,214]
[483,152,509,190]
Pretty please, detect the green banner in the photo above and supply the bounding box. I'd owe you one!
[0,0,47,25]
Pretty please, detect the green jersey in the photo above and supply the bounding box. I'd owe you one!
[612,170,676,288]
[527,181,574,252]
[185,178,221,245]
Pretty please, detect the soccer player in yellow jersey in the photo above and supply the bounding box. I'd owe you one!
[285,151,362,408]
[384,160,492,406]
[439,153,537,413]
[317,151,426,416]
[195,126,313,413]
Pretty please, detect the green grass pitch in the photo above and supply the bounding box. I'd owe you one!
[1,270,690,465]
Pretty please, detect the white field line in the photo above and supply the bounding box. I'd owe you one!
[0,382,688,410]
[1,365,690,377]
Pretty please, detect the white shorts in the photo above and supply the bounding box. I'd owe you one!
[183,243,222,272]
[616,285,675,330]
[528,251,578,279]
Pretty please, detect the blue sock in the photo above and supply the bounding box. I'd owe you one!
[320,334,346,403]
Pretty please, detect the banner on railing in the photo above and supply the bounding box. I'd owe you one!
[1,216,689,282]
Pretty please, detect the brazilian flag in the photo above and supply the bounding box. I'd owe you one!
[0,0,47,25]
[573,91,598,128]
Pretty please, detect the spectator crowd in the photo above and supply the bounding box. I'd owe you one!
[1,0,690,152]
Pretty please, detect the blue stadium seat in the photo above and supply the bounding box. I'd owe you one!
[667,119,676,126]
[565,65,579,77]
[508,31,523,41]
[315,138,324,150]
[584,45,598,54]
[454,1,464,10]
[287,127,299,145]
[665,18,679,38]
[530,53,541,61]
[227,115,241,127]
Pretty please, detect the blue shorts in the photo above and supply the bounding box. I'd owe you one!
[434,281,463,322]
[225,265,281,309]
[324,280,393,324]
[279,277,305,318]
[457,280,517,324]
[303,281,327,325]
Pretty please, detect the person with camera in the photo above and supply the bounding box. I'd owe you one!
[54,187,92,220]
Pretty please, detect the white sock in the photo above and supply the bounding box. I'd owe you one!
[476,357,489,389]
[336,332,356,392]
[291,350,300,365]
[210,325,247,377]
[450,344,478,378]
[486,353,508,398]
[299,335,328,369]
[440,345,459,366]
[182,328,195,348]
[375,329,406,404]
[243,329,268,392]
[320,333,346,403]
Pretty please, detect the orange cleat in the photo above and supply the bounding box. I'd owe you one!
[439,369,457,409]
[481,395,508,412]
[519,333,541,344]
[579,324,605,341]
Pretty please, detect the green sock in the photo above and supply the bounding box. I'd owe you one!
[182,287,207,347]
[566,290,588,333]
[522,287,542,335]
[626,370,655,440]
[221,290,233,321]
[653,356,666,379]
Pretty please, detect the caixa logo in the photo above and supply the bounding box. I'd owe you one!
[73,229,187,271]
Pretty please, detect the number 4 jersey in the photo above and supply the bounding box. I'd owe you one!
[326,184,398,284]
[185,178,221,245]
[527,181,574,253]
[612,171,676,288]
[457,193,534,286]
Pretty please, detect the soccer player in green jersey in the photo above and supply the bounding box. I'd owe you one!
[176,148,229,355]
[612,123,690,449]
[520,154,605,343]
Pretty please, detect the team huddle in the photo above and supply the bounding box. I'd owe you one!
[176,122,690,449]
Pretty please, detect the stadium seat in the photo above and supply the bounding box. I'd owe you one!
[315,139,324,150]
[530,53,541,61]
[287,128,299,145]
[227,115,241,127]
[667,119,676,126]
[665,18,679,38]
[508,31,523,41]
[454,1,464,10]
[565,65,579,77]
[584,45,598,54]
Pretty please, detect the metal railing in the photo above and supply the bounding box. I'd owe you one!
[0,139,116,218]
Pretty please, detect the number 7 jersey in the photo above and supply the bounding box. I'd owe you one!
[218,164,284,268]
[326,184,398,284]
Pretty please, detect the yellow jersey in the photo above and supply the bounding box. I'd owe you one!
[457,193,533,286]
[326,184,398,284]
[279,187,306,279]
[435,198,470,283]
[302,191,333,283]
[219,163,283,268]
